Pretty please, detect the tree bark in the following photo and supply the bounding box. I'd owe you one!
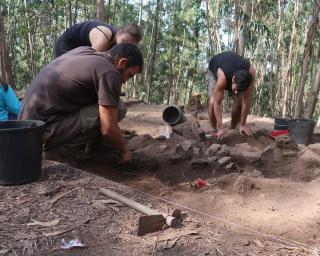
[23,0,36,79]
[205,0,221,54]
[268,0,284,117]
[97,0,105,21]
[294,0,320,118]
[0,5,15,88]
[281,0,299,116]
[234,0,240,53]
[239,0,251,56]
[304,61,320,119]
[145,0,160,102]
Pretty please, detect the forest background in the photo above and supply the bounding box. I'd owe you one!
[0,0,319,121]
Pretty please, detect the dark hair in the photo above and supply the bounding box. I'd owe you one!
[117,23,143,43]
[108,43,144,72]
[234,70,252,92]
[0,77,9,92]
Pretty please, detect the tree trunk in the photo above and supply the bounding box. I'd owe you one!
[234,0,240,53]
[145,0,160,102]
[294,0,320,118]
[268,0,284,117]
[0,5,15,88]
[205,0,221,54]
[23,0,37,79]
[68,0,73,27]
[281,0,299,116]
[189,0,201,103]
[97,0,105,21]
[304,61,320,119]
[138,0,143,25]
[239,0,251,56]
[167,43,174,105]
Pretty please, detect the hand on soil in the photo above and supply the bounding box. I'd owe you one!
[239,125,252,136]
[214,128,227,140]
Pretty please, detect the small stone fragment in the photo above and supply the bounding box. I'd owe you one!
[205,144,221,156]
[225,162,236,170]
[218,156,232,165]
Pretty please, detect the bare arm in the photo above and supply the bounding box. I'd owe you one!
[99,105,131,160]
[213,69,227,130]
[240,65,255,125]
[89,26,114,51]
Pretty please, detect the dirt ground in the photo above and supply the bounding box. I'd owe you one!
[1,103,320,255]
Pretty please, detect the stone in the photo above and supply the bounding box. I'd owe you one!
[205,144,221,156]
[128,134,154,151]
[290,148,320,181]
[261,145,275,166]
[282,150,297,157]
[159,144,168,152]
[261,145,283,165]
[229,143,261,163]
[225,162,236,170]
[298,148,320,166]
[307,143,320,155]
[207,156,218,164]
[180,140,193,152]
[216,144,229,157]
[171,140,194,161]
[193,147,202,156]
[275,135,297,150]
[273,147,284,162]
[172,122,205,142]
[297,144,306,151]
[218,156,232,165]
[191,159,210,167]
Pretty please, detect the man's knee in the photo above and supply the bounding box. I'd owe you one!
[80,104,100,132]
[44,104,100,149]
[209,97,215,105]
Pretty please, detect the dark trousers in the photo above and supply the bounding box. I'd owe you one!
[43,102,127,149]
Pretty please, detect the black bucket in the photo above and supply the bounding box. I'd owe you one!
[287,118,315,145]
[162,106,186,126]
[274,117,288,130]
[0,120,45,185]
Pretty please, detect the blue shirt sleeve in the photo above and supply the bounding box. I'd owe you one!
[3,86,21,116]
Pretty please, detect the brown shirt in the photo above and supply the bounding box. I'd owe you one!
[18,46,122,124]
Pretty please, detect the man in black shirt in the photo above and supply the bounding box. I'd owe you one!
[207,51,256,139]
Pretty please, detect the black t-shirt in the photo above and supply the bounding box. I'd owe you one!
[19,47,122,124]
[55,21,116,57]
[208,51,250,91]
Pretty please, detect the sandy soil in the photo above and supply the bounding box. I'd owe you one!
[0,162,314,256]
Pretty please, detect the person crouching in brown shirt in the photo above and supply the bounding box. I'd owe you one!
[18,43,143,162]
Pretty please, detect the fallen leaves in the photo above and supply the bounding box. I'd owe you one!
[43,216,91,237]
[27,219,60,227]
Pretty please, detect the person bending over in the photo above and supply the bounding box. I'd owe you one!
[19,43,143,162]
[54,21,143,57]
[207,51,255,139]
